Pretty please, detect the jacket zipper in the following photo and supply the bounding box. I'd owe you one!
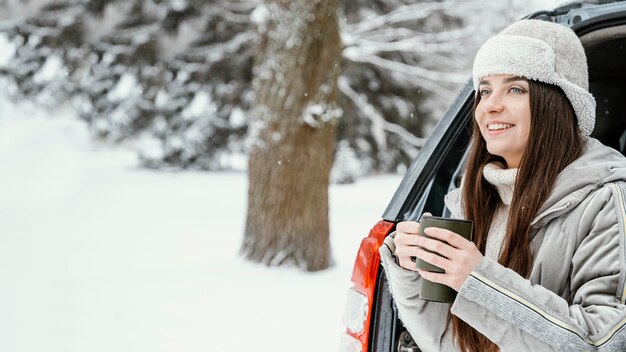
[530,201,572,227]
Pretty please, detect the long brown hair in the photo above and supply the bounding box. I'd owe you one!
[451,80,584,352]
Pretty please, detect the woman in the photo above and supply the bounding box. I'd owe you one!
[379,20,626,351]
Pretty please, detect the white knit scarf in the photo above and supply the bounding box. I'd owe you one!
[482,163,518,260]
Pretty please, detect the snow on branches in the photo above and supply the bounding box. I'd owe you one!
[0,0,543,179]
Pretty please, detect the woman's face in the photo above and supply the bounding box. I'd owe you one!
[475,74,531,169]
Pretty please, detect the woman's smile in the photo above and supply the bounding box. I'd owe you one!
[487,122,514,131]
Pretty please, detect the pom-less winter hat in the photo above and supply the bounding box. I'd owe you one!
[473,19,596,138]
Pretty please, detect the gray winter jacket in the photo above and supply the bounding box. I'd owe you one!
[380,138,626,351]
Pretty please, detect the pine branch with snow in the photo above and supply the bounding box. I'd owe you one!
[0,0,552,179]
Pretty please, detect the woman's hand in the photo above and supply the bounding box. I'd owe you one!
[415,227,483,291]
[393,213,432,271]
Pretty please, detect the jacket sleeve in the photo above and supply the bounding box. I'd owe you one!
[379,234,456,352]
[451,186,626,351]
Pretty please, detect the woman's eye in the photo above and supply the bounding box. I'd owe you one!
[479,89,491,96]
[510,87,525,94]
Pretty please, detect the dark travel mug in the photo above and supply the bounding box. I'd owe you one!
[415,216,474,303]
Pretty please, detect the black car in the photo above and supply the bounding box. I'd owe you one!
[340,1,626,351]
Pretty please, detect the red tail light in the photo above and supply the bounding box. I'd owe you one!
[342,220,395,351]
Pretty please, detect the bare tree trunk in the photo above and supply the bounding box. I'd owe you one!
[242,0,342,272]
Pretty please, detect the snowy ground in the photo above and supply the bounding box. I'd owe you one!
[0,99,402,352]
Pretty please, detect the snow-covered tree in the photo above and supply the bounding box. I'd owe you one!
[138,0,257,169]
[0,0,257,170]
[0,1,85,107]
[76,1,169,140]
[242,0,342,271]
[335,0,534,180]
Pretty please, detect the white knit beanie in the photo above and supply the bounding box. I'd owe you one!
[473,20,596,138]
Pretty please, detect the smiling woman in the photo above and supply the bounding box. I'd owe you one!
[379,19,626,352]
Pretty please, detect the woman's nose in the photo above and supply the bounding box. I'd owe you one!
[481,93,504,114]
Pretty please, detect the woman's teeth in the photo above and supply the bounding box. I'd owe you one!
[488,123,514,131]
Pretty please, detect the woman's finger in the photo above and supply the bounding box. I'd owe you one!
[417,269,448,286]
[396,212,433,235]
[414,246,451,271]
[423,226,472,249]
[420,212,433,220]
[396,221,419,235]
[398,257,419,272]
[394,231,420,247]
[395,242,421,258]
[416,235,457,259]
